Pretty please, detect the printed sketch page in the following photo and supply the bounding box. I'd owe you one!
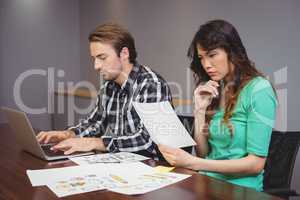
[69,152,150,165]
[47,174,106,197]
[109,172,191,195]
[27,162,191,196]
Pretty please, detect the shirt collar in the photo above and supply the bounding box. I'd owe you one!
[107,62,142,94]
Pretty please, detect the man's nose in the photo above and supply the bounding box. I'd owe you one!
[94,59,102,71]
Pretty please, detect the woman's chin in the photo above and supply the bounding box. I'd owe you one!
[210,76,221,82]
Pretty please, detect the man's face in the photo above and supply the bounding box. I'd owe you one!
[90,42,123,81]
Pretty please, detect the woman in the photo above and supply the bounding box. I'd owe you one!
[158,19,277,191]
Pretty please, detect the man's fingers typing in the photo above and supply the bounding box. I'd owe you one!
[64,148,76,155]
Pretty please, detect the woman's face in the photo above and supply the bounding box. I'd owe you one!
[197,45,234,82]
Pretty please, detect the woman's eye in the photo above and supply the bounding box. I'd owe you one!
[208,54,216,58]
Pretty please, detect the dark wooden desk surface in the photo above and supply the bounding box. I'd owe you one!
[0,124,282,200]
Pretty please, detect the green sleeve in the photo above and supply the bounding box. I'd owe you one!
[245,79,277,156]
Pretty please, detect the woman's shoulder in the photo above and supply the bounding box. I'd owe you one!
[242,76,273,94]
[237,76,277,115]
[238,76,277,109]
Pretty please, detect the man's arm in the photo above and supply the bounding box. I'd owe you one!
[102,79,172,157]
[37,93,106,143]
[68,93,106,137]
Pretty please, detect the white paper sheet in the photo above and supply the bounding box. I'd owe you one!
[69,152,150,165]
[26,162,154,186]
[109,172,191,195]
[47,166,191,197]
[132,101,196,148]
[27,165,87,186]
[47,174,106,197]
[112,152,150,163]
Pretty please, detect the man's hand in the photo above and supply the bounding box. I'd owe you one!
[36,130,76,144]
[51,138,106,155]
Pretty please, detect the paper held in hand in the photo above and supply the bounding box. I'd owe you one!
[132,101,196,148]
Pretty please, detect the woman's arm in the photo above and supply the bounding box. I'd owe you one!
[193,80,220,158]
[158,144,266,175]
[188,154,266,175]
[193,109,210,158]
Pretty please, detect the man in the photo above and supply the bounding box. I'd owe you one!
[37,23,172,160]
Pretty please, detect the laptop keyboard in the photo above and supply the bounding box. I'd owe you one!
[41,144,66,157]
[40,144,90,157]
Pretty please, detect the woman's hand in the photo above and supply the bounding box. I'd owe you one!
[194,80,219,112]
[158,144,196,169]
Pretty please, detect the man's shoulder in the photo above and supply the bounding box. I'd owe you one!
[137,65,167,84]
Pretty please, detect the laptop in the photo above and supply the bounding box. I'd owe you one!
[2,107,94,161]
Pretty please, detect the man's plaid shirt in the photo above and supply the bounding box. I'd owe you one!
[69,63,172,159]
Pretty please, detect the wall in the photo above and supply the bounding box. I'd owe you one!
[0,3,4,122]
[0,0,81,130]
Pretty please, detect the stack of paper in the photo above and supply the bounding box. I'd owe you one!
[27,162,190,197]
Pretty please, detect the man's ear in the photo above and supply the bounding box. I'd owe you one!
[120,47,130,62]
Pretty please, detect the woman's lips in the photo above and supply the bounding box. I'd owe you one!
[208,72,218,77]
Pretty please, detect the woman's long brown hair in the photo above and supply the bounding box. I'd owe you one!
[188,19,265,136]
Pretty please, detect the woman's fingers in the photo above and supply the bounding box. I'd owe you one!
[161,152,176,165]
[158,144,176,154]
[205,80,219,97]
[204,85,218,97]
[195,80,219,98]
[158,144,176,164]
[207,80,219,88]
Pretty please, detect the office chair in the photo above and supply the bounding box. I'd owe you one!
[177,115,195,154]
[264,131,300,200]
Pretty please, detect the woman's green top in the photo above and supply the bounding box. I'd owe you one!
[202,76,277,191]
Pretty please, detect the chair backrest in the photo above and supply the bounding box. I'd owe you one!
[177,115,195,154]
[263,131,300,190]
[177,115,194,136]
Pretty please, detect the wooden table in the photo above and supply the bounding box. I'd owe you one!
[0,124,282,200]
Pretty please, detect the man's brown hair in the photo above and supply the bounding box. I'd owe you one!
[89,23,137,64]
